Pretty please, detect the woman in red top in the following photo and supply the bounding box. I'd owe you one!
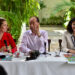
[0,18,17,53]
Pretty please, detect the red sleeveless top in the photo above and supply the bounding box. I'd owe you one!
[0,32,17,53]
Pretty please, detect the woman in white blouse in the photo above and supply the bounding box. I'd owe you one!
[62,18,75,54]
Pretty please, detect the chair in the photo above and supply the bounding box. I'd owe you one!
[48,39,51,52]
[58,39,62,52]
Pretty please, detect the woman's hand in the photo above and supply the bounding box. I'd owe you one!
[0,46,6,52]
[0,46,11,53]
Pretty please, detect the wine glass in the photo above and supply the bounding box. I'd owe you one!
[55,48,60,57]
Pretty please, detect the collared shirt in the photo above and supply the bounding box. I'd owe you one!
[19,30,48,53]
[62,31,75,52]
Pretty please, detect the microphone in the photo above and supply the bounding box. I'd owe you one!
[4,40,8,49]
[48,39,51,52]
[43,42,51,55]
[43,42,46,55]
[4,40,9,53]
[58,39,62,52]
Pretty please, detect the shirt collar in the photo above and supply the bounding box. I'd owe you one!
[29,30,32,34]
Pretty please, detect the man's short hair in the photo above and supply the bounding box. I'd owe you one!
[34,16,39,23]
[30,16,39,23]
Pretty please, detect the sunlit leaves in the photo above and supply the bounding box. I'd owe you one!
[0,0,39,42]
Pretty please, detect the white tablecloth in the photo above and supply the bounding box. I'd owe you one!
[0,52,75,75]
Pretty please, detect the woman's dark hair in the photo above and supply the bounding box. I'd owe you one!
[0,65,7,75]
[0,18,6,27]
[67,17,75,34]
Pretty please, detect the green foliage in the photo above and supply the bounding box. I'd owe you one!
[52,0,72,15]
[48,16,64,25]
[40,18,47,25]
[70,6,75,18]
[40,16,64,25]
[71,0,75,2]
[25,0,40,25]
[52,0,75,27]
[64,6,75,28]
[39,0,46,10]
[0,0,39,43]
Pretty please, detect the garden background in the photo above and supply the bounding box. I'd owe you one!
[0,0,75,51]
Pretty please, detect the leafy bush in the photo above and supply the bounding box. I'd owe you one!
[51,0,75,27]
[64,6,75,28]
[40,16,64,25]
[40,18,47,25]
[0,0,39,43]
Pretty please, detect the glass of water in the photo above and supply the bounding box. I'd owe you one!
[55,48,60,57]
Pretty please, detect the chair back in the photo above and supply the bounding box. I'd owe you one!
[58,39,62,52]
[48,39,51,52]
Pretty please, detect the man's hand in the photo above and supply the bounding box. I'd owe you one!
[68,50,75,54]
[36,31,41,37]
[29,50,36,58]
[29,51,34,55]
[34,26,41,37]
